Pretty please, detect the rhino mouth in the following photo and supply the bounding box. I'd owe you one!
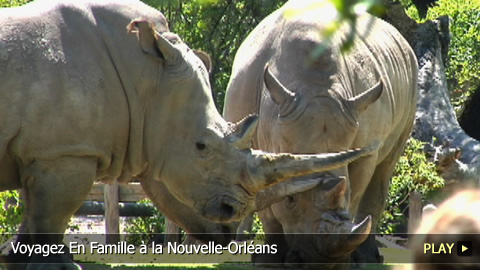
[202,194,247,222]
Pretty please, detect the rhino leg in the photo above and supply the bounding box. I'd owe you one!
[352,128,413,265]
[8,157,96,270]
[350,156,394,265]
[349,156,396,265]
[341,155,380,266]
[347,155,378,218]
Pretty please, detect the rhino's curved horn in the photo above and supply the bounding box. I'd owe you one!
[339,215,372,255]
[264,65,296,105]
[248,141,380,191]
[347,80,383,114]
[227,115,259,150]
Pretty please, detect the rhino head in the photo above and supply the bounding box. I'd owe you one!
[268,177,372,268]
[127,21,378,224]
[254,66,383,262]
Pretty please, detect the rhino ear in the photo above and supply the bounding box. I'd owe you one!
[264,65,296,105]
[347,80,383,114]
[322,177,347,208]
[227,115,259,150]
[128,19,180,63]
[194,50,212,73]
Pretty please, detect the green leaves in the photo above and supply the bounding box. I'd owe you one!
[0,0,31,8]
[193,0,220,6]
[125,199,165,246]
[0,191,23,242]
[378,138,444,234]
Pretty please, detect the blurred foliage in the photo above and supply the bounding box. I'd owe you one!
[0,0,30,8]
[378,138,444,234]
[251,213,265,241]
[402,0,480,114]
[124,199,166,246]
[238,214,265,241]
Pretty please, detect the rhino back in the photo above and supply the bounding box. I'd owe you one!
[337,15,418,158]
[0,0,167,181]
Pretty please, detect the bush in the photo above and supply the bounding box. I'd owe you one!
[378,138,444,234]
[0,191,24,243]
[124,199,166,246]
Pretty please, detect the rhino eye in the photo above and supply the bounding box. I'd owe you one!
[195,142,207,151]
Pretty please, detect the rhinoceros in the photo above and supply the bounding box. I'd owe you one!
[223,0,418,266]
[0,0,377,269]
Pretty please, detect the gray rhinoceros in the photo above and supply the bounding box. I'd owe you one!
[0,0,377,269]
[224,0,418,266]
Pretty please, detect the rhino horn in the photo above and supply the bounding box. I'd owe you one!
[264,64,296,105]
[228,115,259,150]
[339,215,372,255]
[347,80,383,114]
[248,141,380,191]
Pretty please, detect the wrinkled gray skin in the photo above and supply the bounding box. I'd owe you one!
[223,0,418,267]
[0,0,378,269]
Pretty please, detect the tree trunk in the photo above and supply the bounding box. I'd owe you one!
[382,0,480,188]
